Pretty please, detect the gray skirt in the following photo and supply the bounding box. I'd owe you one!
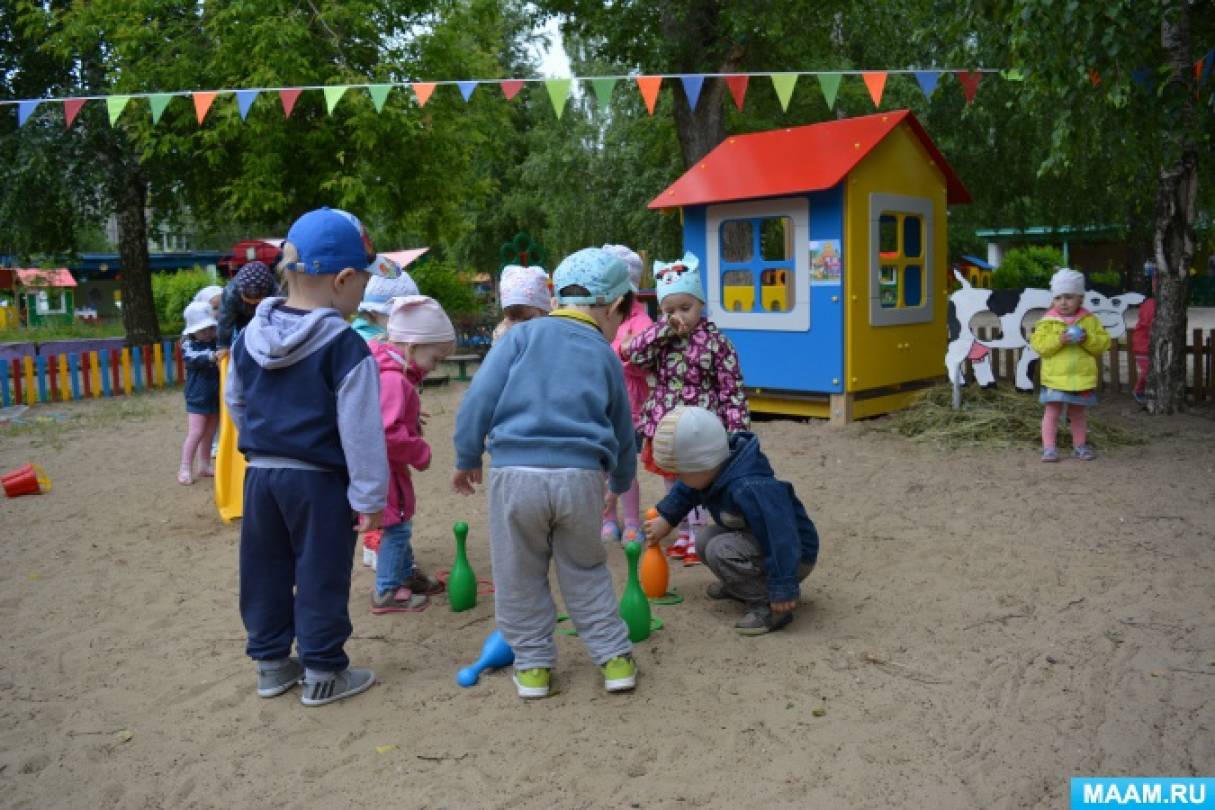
[1039,386,1097,406]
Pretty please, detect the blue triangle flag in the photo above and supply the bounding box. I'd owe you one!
[914,71,940,98]
[18,100,40,126]
[236,90,259,120]
[1131,68,1153,89]
[679,75,704,111]
[1200,49,1214,87]
[457,81,477,102]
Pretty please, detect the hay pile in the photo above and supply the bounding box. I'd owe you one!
[874,384,1144,449]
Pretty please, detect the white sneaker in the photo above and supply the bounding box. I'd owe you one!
[362,548,376,568]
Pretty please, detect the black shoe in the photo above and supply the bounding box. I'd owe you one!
[734,608,793,636]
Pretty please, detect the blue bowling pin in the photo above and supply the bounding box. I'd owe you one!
[457,629,515,687]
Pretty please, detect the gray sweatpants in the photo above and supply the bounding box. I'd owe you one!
[488,467,632,670]
[696,525,814,608]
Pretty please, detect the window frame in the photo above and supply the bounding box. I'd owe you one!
[868,193,934,326]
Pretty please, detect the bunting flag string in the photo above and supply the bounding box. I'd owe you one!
[6,59,1210,129]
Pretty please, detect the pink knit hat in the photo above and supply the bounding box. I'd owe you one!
[386,295,456,344]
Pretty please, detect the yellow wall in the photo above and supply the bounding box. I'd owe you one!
[843,121,949,392]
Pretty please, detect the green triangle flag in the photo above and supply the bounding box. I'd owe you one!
[324,85,349,114]
[1000,69,1026,81]
[149,93,174,124]
[771,73,798,111]
[106,95,131,126]
[545,78,572,118]
[818,73,841,109]
[367,84,392,112]
[591,78,616,108]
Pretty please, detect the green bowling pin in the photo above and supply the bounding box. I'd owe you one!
[449,521,477,612]
[619,541,652,642]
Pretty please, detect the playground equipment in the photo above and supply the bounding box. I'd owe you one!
[2,463,51,497]
[456,629,514,687]
[448,521,477,612]
[619,541,652,642]
[649,110,972,423]
[214,354,246,522]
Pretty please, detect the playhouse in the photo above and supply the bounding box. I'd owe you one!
[0,268,79,327]
[648,110,970,422]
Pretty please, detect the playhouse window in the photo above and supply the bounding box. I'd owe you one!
[719,216,795,314]
[875,212,926,310]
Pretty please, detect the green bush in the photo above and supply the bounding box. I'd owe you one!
[992,246,1065,289]
[408,259,482,316]
[1088,270,1121,289]
[152,268,218,333]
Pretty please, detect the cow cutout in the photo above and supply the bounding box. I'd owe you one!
[946,271,1143,391]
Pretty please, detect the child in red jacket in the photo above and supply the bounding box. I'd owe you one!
[369,295,456,613]
[1131,280,1157,404]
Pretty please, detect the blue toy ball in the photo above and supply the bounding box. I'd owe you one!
[1065,325,1086,342]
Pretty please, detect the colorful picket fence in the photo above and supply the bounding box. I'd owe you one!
[0,340,185,407]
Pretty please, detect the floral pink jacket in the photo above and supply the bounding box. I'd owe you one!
[370,340,431,527]
[623,316,750,439]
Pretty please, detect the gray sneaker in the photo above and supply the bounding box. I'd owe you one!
[256,657,304,698]
[300,667,375,707]
[734,608,793,636]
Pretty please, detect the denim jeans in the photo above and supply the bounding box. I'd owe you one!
[374,520,415,594]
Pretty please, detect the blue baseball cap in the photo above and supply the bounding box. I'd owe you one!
[282,207,396,277]
[552,247,631,305]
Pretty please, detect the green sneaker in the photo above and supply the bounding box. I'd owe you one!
[601,655,637,693]
[512,668,551,699]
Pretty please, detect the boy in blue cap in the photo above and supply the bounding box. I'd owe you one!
[452,247,638,699]
[226,207,396,706]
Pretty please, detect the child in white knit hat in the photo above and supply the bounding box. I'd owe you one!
[1029,268,1111,461]
[351,257,420,342]
[366,295,456,613]
[492,264,551,344]
[643,407,819,635]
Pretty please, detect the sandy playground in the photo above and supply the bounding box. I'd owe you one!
[0,382,1212,809]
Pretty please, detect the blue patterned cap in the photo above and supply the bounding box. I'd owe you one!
[552,247,631,305]
[654,251,703,303]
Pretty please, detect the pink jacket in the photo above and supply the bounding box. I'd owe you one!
[370,341,431,527]
[1131,297,1155,356]
[611,299,654,422]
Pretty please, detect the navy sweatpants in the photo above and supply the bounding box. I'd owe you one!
[240,467,357,672]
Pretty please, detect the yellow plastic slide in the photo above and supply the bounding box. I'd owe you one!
[214,354,246,522]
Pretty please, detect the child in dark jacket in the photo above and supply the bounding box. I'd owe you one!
[217,261,280,352]
[178,301,221,485]
[643,406,819,635]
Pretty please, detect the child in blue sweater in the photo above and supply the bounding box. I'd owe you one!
[452,247,638,699]
[644,407,820,635]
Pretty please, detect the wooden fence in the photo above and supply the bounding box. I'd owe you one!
[0,340,184,407]
[970,327,1215,401]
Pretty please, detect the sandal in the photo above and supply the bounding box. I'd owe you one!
[177,467,193,485]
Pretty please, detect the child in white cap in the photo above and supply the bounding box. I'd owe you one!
[492,264,551,343]
[623,251,750,564]
[643,407,819,635]
[1029,268,1111,461]
[351,257,420,342]
[453,247,638,699]
[600,244,653,543]
[367,295,455,613]
[177,300,221,485]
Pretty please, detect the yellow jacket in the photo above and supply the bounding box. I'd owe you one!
[1029,309,1110,392]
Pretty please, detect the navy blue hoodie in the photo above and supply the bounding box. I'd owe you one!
[656,432,819,603]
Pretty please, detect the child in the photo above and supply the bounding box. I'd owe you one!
[643,407,819,635]
[452,247,638,699]
[193,284,224,318]
[1029,268,1111,462]
[351,257,420,342]
[177,301,221,485]
[1131,275,1157,405]
[624,252,750,564]
[491,264,551,344]
[601,243,652,543]
[369,295,455,613]
[218,261,280,354]
[225,207,394,706]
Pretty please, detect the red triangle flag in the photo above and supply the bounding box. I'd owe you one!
[279,88,302,118]
[193,92,217,124]
[1088,68,1102,87]
[636,76,663,115]
[862,71,887,107]
[412,82,436,107]
[725,75,749,111]
[500,80,525,100]
[955,70,982,103]
[64,98,87,128]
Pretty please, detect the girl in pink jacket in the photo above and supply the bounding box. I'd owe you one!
[369,296,456,614]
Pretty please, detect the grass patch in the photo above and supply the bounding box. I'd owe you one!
[872,384,1145,450]
[0,320,127,343]
[1,395,159,450]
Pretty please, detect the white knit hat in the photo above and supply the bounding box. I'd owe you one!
[499,264,552,311]
[386,295,456,344]
[358,261,421,315]
[181,300,218,337]
[1050,268,1085,296]
[652,406,730,473]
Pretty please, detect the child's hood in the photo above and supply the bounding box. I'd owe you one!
[709,432,772,492]
[370,339,406,378]
[241,297,352,369]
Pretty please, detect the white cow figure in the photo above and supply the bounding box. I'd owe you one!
[945,271,1143,391]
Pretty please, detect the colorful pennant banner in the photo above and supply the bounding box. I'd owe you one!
[818,74,841,109]
[771,73,798,112]
[725,75,748,110]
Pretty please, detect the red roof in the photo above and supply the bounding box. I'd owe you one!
[648,110,970,209]
[15,268,77,287]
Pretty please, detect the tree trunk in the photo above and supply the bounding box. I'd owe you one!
[1146,7,1198,414]
[114,167,160,346]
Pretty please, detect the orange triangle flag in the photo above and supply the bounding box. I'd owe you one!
[412,82,436,107]
[862,72,887,108]
[636,76,663,115]
[193,92,217,124]
[724,75,749,111]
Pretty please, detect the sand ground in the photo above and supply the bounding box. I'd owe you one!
[0,383,1212,809]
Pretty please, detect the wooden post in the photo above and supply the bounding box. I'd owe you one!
[829,392,854,425]
[110,349,121,395]
[1194,328,1204,403]
[152,343,164,388]
[132,346,143,390]
[47,355,59,402]
[89,351,102,398]
[1127,332,1138,392]
[11,358,23,406]
[0,361,10,407]
[23,356,35,406]
[81,352,92,398]
[121,348,133,395]
[1109,339,1121,393]
[100,351,111,397]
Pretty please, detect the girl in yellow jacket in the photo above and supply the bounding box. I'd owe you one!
[1029,268,1111,462]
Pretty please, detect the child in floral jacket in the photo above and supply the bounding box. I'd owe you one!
[623,252,749,562]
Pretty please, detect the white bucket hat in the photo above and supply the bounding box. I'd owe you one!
[182,300,218,337]
[1049,268,1085,296]
[359,264,421,315]
[652,406,730,473]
